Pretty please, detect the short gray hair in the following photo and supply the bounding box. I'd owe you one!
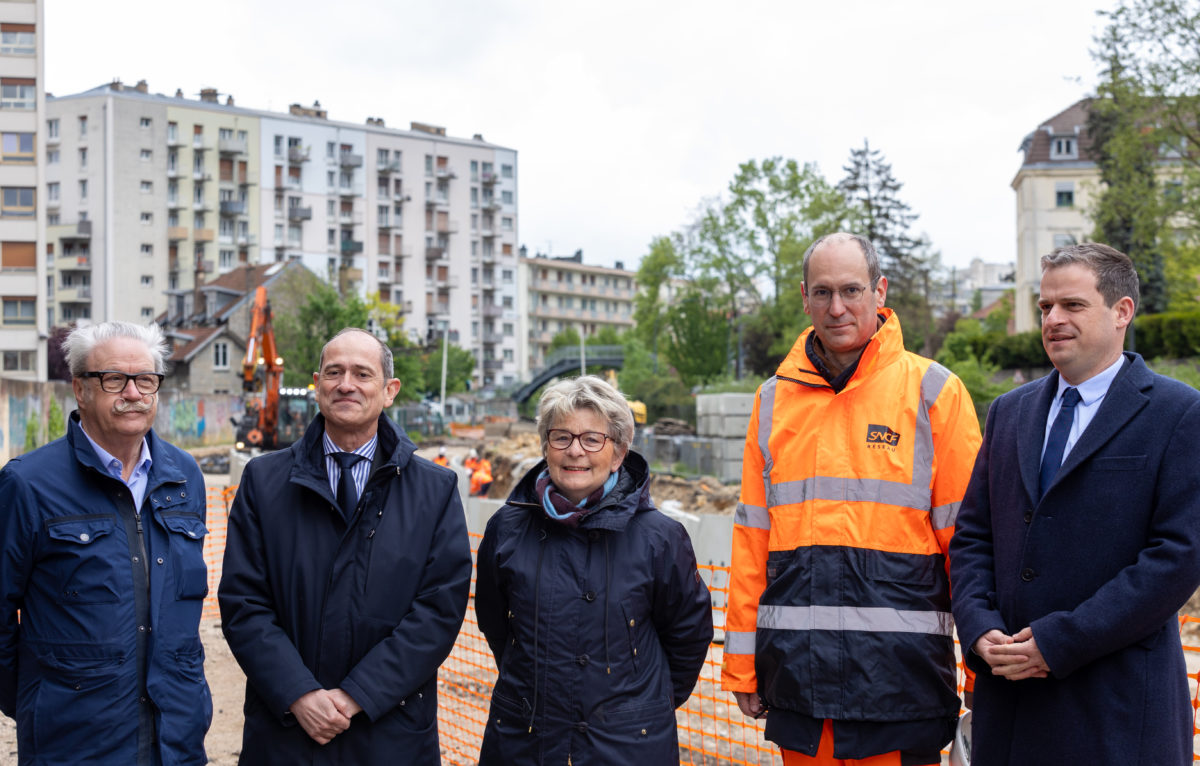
[62,321,169,377]
[802,232,882,286]
[537,375,635,454]
[319,327,394,378]
[1041,242,1140,314]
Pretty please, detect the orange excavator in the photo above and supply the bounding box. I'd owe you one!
[234,286,314,450]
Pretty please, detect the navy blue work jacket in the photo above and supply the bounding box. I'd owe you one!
[0,413,211,765]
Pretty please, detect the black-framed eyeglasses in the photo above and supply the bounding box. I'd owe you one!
[547,429,611,452]
[82,370,164,394]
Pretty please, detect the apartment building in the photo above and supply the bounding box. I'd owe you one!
[519,250,637,379]
[1011,99,1102,332]
[44,83,519,391]
[0,0,44,379]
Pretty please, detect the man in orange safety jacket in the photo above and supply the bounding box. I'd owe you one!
[469,456,493,497]
[722,233,981,766]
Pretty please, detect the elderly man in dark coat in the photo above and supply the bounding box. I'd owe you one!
[219,328,471,765]
[951,243,1200,766]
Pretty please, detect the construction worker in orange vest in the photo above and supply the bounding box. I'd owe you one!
[469,455,493,497]
[433,447,449,467]
[722,233,981,766]
[463,448,479,473]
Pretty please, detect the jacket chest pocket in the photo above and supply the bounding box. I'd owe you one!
[157,511,209,600]
[44,516,122,604]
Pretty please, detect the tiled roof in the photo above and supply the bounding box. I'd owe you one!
[1019,99,1097,165]
[166,326,225,364]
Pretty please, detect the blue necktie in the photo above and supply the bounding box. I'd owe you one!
[333,452,365,517]
[1039,387,1081,498]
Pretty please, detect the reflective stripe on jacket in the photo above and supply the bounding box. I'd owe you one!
[721,309,980,724]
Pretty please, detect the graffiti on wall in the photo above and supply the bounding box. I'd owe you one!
[153,394,238,447]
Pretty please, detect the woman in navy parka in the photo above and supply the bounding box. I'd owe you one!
[475,375,713,765]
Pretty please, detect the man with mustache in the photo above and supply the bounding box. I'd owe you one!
[0,321,212,765]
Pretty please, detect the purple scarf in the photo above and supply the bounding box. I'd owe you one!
[536,468,619,528]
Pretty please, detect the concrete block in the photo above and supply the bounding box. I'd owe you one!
[695,394,718,417]
[720,414,751,438]
[720,457,744,484]
[716,393,754,417]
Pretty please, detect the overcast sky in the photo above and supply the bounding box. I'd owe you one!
[46,0,1110,272]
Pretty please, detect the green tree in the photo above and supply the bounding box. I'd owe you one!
[275,283,369,386]
[839,140,941,351]
[47,397,66,442]
[633,236,683,362]
[420,344,476,397]
[365,291,422,401]
[663,291,730,386]
[547,327,582,355]
[1088,28,1169,313]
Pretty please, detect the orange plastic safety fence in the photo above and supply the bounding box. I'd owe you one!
[201,493,1200,763]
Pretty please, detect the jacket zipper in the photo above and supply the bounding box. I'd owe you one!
[134,511,150,583]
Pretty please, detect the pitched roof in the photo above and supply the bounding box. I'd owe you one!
[1018,98,1097,165]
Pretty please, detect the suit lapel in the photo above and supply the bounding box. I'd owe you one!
[1055,355,1150,483]
[1018,372,1060,504]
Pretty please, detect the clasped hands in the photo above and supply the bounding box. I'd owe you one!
[289,688,363,745]
[973,626,1050,681]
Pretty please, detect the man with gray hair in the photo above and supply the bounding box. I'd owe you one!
[0,321,212,765]
[219,327,471,765]
[723,233,981,764]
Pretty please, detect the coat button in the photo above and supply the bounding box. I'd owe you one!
[576,654,589,666]
[157,557,164,565]
[575,722,588,732]
[1021,568,1035,582]
[640,729,647,736]
[583,591,596,602]
[79,533,90,542]
[629,619,635,627]
[165,496,171,501]
[180,491,186,498]
[1023,510,1033,523]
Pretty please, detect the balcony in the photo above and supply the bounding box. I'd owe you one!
[436,219,459,235]
[425,246,445,260]
[166,165,182,179]
[482,304,503,318]
[192,137,208,151]
[430,302,450,316]
[481,250,497,265]
[480,171,498,186]
[338,211,362,227]
[337,186,358,198]
[479,226,496,239]
[393,191,411,204]
[483,359,504,371]
[378,159,401,174]
[219,137,247,155]
[480,279,496,291]
[340,240,364,255]
[194,228,215,243]
[166,132,184,148]
[436,166,456,179]
[425,195,449,208]
[482,200,501,213]
[339,153,363,169]
[427,274,459,290]
[167,226,189,241]
[59,253,91,270]
[62,220,92,240]
[482,331,503,345]
[287,206,313,222]
[57,284,93,303]
[287,146,310,164]
[192,199,211,212]
[237,234,256,247]
[284,176,302,191]
[219,200,246,216]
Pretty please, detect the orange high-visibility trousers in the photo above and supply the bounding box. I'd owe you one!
[781,720,938,766]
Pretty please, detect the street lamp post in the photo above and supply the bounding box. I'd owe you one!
[439,320,449,430]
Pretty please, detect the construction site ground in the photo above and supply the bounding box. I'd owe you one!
[2,433,1198,764]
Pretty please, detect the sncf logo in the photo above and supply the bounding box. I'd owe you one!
[866,424,900,450]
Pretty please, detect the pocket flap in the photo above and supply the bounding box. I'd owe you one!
[45,516,116,545]
[159,513,208,540]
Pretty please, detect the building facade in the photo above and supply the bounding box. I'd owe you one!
[1011,99,1101,332]
[43,83,519,390]
[519,250,637,378]
[0,0,44,379]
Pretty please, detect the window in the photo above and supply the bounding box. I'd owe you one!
[1,133,34,163]
[327,141,336,159]
[0,78,35,110]
[0,25,35,55]
[79,116,87,136]
[378,176,389,198]
[140,212,152,223]
[470,160,478,181]
[1050,136,1077,160]
[274,135,284,156]
[140,149,152,161]
[78,180,87,200]
[46,182,58,202]
[502,269,513,283]
[1,187,35,217]
[1165,179,1184,204]
[502,164,513,178]
[377,148,389,166]
[46,118,58,139]
[140,117,152,128]
[219,128,233,141]
[47,214,58,225]
[140,243,153,255]
[327,170,336,188]
[2,298,34,325]
[78,147,87,169]
[502,190,513,205]
[140,180,153,193]
[503,322,514,336]
[471,187,478,207]
[1052,233,1077,249]
[378,205,389,226]
[425,155,433,176]
[1,241,35,270]
[501,216,513,230]
[140,307,154,319]
[219,249,234,270]
[327,228,336,245]
[140,275,153,287]
[213,341,229,370]
[1055,181,1074,208]
[167,121,178,143]
[46,148,58,164]
[2,351,34,371]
